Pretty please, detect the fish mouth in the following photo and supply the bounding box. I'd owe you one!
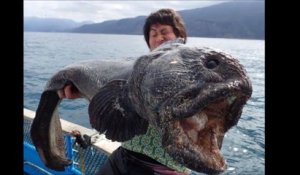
[160,80,252,174]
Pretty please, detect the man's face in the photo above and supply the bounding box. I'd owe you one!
[149,23,177,51]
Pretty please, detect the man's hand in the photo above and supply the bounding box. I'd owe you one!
[57,84,82,99]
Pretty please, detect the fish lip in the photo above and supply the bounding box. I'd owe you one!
[159,79,252,123]
[159,79,252,173]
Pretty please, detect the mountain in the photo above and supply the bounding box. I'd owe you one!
[25,1,264,39]
[71,15,146,35]
[24,17,93,32]
[179,1,265,39]
[72,1,264,39]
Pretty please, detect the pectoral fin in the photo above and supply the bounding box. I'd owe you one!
[88,80,148,141]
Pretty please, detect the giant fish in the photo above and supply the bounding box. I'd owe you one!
[30,40,252,174]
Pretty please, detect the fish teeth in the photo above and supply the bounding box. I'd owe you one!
[193,112,208,131]
[184,113,208,143]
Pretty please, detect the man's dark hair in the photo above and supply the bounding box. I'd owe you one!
[143,8,187,48]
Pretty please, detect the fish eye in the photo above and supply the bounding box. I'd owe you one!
[205,59,219,69]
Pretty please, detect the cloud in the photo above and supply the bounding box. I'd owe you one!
[24,1,223,23]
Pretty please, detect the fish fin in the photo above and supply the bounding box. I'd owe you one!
[30,91,72,171]
[88,80,148,142]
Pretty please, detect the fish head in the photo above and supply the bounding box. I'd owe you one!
[128,45,252,174]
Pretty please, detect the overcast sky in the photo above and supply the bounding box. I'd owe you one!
[24,1,227,23]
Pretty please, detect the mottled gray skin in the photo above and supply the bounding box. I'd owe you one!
[45,61,134,100]
[31,41,252,174]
